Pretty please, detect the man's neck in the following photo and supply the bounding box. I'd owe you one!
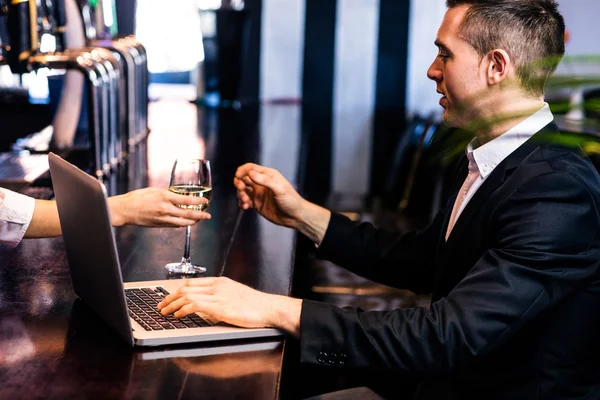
[472,97,545,145]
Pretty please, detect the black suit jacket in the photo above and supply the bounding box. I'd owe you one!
[299,123,600,399]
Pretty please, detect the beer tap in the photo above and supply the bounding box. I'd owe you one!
[0,0,9,64]
[29,52,109,178]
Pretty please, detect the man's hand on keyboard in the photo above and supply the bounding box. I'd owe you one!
[157,277,302,338]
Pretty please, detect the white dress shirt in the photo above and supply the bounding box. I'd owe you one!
[0,188,35,248]
[455,102,554,220]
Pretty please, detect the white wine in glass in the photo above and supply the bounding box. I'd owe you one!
[165,159,212,275]
[168,184,212,212]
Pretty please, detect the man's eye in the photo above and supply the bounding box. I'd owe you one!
[438,53,449,61]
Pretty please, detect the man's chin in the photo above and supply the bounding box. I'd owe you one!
[442,110,460,128]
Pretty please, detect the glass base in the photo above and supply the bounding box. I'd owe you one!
[165,260,206,275]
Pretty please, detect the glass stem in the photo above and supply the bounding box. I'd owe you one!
[183,225,191,262]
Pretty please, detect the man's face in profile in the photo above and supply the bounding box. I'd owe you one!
[427,5,489,128]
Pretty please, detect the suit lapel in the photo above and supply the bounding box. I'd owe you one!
[445,122,560,245]
[432,122,561,295]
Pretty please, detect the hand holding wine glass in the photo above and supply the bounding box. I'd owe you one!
[165,159,212,275]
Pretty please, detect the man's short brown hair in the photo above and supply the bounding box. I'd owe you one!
[446,0,565,97]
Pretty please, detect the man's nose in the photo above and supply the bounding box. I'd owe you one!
[427,59,442,82]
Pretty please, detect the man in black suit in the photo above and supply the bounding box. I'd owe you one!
[159,0,600,398]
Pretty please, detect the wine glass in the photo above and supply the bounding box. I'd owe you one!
[165,159,212,274]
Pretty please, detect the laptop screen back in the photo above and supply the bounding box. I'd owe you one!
[48,153,134,346]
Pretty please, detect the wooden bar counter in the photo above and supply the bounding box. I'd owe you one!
[0,101,301,399]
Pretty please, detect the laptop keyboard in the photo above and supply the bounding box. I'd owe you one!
[20,186,54,200]
[125,287,211,331]
[0,152,49,181]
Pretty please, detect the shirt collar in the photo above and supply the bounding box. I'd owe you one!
[466,102,554,178]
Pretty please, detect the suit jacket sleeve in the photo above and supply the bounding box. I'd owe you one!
[316,210,446,294]
[299,171,600,373]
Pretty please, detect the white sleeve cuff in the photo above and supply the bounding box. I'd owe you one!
[0,188,35,248]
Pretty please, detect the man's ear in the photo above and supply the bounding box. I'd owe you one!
[486,49,511,86]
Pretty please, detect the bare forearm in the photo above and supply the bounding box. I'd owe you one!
[106,195,127,226]
[292,201,331,245]
[25,200,62,238]
[25,195,127,238]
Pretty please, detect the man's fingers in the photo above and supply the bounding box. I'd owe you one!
[158,296,189,315]
[237,191,252,204]
[239,199,252,210]
[158,287,189,309]
[234,163,258,179]
[236,164,282,194]
[237,175,260,193]
[233,177,246,190]
[158,292,178,308]
[235,163,266,179]
[248,170,285,196]
[173,303,198,319]
[174,296,219,319]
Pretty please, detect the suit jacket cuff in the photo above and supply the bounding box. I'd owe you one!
[316,212,355,258]
[299,299,351,367]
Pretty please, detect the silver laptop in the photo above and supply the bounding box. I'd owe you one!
[48,152,282,346]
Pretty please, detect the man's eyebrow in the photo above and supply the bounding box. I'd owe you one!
[434,39,451,52]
